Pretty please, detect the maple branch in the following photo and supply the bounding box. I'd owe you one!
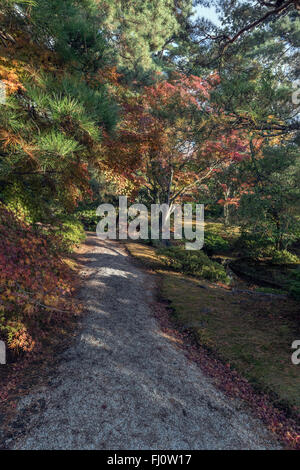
[15,282,72,315]
[170,166,217,204]
[12,169,64,176]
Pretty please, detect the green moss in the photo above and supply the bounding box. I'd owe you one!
[125,239,300,412]
[161,272,300,413]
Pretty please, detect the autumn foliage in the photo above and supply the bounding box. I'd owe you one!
[0,0,299,445]
[0,204,80,357]
[103,72,248,204]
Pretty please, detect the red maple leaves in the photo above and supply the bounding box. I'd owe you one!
[0,204,80,356]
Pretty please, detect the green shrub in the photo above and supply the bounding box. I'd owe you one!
[1,181,45,224]
[75,209,99,230]
[235,232,274,258]
[204,231,230,255]
[158,246,229,283]
[235,232,300,265]
[53,217,86,252]
[270,249,299,265]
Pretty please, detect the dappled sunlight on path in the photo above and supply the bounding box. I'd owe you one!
[10,235,280,450]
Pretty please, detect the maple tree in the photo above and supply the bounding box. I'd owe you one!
[103,72,249,213]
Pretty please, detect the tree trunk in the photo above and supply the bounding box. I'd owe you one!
[224,203,230,226]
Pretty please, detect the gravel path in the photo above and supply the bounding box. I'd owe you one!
[10,235,280,450]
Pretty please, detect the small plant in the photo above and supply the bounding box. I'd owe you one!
[235,231,300,266]
[270,249,299,265]
[158,246,229,283]
[54,216,86,252]
[235,232,274,258]
[204,231,230,255]
[75,209,99,230]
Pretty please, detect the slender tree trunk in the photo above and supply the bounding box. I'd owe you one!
[224,203,230,226]
[223,188,231,226]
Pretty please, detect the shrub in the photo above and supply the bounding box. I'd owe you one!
[235,232,274,258]
[1,181,44,224]
[54,217,86,252]
[236,231,299,264]
[235,232,300,264]
[0,204,80,357]
[75,209,99,230]
[204,231,230,255]
[270,249,299,265]
[158,246,229,283]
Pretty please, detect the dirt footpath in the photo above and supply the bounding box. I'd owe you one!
[9,235,280,449]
